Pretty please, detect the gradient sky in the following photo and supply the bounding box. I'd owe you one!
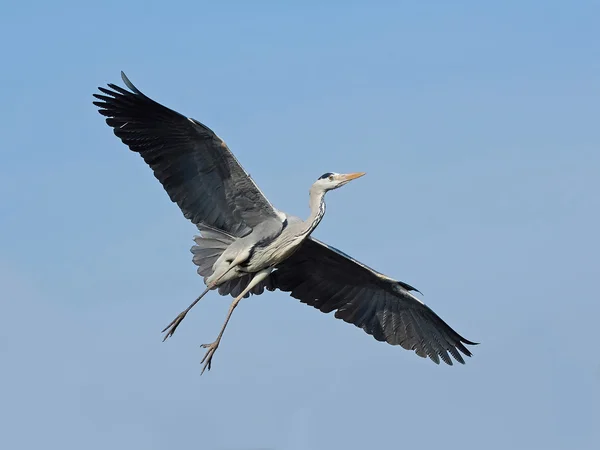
[1,1,599,449]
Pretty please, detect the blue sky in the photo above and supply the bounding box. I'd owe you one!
[1,1,599,449]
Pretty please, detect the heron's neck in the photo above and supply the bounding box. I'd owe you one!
[302,186,326,237]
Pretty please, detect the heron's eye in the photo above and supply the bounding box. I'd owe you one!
[328,175,334,181]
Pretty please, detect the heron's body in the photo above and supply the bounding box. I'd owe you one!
[93,72,477,373]
[221,190,323,273]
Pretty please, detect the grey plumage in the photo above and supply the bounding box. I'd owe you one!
[95,73,284,238]
[93,72,477,373]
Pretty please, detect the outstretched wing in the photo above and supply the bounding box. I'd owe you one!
[93,72,284,237]
[273,237,477,365]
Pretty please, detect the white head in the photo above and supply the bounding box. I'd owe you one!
[312,172,366,192]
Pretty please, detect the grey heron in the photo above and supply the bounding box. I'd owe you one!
[93,72,477,374]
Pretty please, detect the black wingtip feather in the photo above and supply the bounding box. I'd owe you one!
[106,83,133,97]
[121,71,142,95]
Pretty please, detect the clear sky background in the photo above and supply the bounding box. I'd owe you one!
[1,1,599,449]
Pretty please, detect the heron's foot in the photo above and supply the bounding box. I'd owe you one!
[200,341,220,375]
[161,312,187,341]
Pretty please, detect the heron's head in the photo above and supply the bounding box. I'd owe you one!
[314,172,366,192]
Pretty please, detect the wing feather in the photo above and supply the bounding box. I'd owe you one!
[93,71,283,237]
[273,237,477,365]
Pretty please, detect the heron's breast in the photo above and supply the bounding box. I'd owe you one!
[248,234,305,270]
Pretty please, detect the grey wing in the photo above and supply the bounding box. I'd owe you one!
[272,237,477,365]
[93,72,284,237]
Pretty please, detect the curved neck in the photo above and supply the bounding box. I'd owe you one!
[302,185,326,237]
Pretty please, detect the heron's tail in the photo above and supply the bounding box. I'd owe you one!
[191,224,235,279]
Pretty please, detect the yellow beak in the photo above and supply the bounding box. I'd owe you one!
[341,172,366,182]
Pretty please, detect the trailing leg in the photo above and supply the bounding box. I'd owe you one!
[200,268,273,374]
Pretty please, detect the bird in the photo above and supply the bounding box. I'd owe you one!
[93,72,477,374]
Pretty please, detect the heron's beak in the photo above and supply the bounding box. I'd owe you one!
[340,172,366,182]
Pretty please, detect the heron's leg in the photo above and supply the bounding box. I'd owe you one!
[161,262,242,341]
[200,267,273,375]
[161,286,212,341]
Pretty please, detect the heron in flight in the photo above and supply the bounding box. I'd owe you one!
[93,72,477,374]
